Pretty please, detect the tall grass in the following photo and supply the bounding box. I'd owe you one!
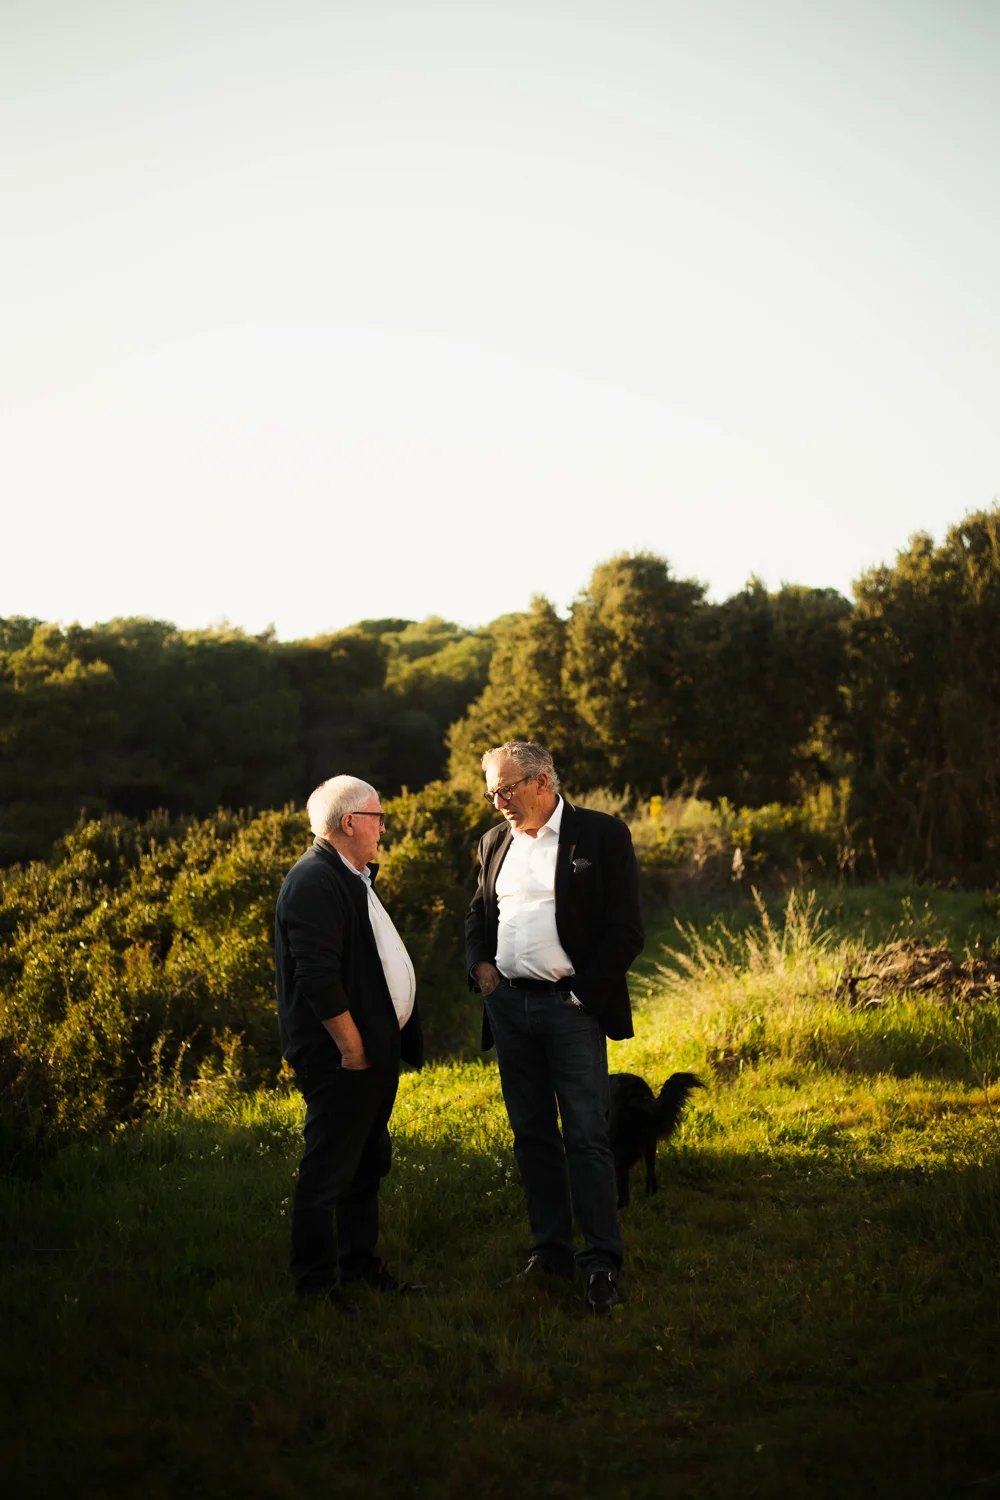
[653,890,979,1080]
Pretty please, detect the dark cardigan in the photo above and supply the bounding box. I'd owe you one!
[275,838,424,1073]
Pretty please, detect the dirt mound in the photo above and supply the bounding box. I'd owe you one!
[836,938,1000,1008]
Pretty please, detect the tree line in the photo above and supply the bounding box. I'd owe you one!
[0,614,491,863]
[2,505,999,882]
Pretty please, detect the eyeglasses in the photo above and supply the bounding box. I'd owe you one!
[348,811,386,829]
[483,775,535,804]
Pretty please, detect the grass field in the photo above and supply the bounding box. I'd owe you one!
[3,884,999,1499]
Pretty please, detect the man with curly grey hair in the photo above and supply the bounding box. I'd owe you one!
[275,774,424,1301]
[465,740,644,1314]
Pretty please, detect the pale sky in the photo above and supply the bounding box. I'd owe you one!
[2,0,997,639]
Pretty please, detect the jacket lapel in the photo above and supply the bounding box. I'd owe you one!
[485,824,513,911]
[555,800,578,916]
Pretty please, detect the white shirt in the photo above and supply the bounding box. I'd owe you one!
[494,797,576,984]
[339,853,416,1028]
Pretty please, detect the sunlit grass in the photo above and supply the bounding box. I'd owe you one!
[3,884,999,1498]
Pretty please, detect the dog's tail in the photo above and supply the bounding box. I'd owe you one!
[652,1072,705,1140]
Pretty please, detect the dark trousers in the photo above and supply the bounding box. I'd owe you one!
[484,983,622,1276]
[290,1062,398,1292]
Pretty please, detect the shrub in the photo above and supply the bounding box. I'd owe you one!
[628,785,854,902]
[0,786,497,1155]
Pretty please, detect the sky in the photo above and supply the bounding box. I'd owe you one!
[2,0,997,640]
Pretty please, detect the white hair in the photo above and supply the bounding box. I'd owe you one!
[307,775,378,836]
[482,740,560,793]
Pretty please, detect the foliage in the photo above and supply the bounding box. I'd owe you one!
[844,506,1000,883]
[5,504,1000,888]
[449,562,854,812]
[447,598,576,790]
[447,507,1000,884]
[375,783,498,1053]
[680,580,851,804]
[563,552,705,790]
[626,786,854,902]
[0,615,493,862]
[3,885,999,1498]
[0,785,498,1154]
[0,809,302,1147]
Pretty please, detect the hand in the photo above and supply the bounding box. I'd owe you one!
[473,962,504,996]
[322,1012,369,1068]
[340,1047,371,1071]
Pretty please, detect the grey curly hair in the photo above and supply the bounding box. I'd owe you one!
[481,740,560,793]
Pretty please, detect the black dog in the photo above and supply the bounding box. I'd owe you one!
[608,1072,705,1208]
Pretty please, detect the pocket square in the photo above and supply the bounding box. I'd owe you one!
[572,857,592,872]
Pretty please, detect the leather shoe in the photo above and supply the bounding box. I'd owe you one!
[342,1263,426,1294]
[501,1252,574,1288]
[585,1270,620,1315]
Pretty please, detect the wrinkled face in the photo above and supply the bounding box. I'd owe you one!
[340,793,384,868]
[483,756,550,834]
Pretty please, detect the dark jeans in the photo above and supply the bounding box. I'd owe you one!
[290,1062,398,1292]
[484,983,622,1276]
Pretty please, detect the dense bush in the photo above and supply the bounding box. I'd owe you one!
[0,786,497,1158]
[625,786,855,903]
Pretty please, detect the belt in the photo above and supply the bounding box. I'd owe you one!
[502,975,571,995]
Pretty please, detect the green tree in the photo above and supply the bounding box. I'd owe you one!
[0,619,387,861]
[382,619,493,786]
[682,581,851,805]
[279,627,389,793]
[446,598,577,790]
[0,623,122,860]
[844,506,1000,881]
[563,553,705,793]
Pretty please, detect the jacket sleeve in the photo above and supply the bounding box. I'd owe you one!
[283,869,353,1021]
[464,834,493,987]
[568,819,645,1012]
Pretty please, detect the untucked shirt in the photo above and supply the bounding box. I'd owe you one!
[339,853,416,1027]
[494,797,575,984]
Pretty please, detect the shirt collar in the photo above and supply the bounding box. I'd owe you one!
[338,850,371,884]
[512,795,563,841]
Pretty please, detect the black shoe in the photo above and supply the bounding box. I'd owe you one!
[585,1270,620,1315]
[342,1262,426,1294]
[501,1252,574,1288]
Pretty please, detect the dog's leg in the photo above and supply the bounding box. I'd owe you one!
[644,1140,658,1196]
[616,1165,631,1210]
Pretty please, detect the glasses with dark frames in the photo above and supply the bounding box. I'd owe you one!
[348,811,386,828]
[482,775,535,805]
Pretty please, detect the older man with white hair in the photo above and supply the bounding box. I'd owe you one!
[275,774,423,1301]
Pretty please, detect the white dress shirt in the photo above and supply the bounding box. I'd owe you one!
[339,853,416,1027]
[494,797,576,984]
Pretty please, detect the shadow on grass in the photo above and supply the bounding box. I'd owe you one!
[3,1093,1000,1499]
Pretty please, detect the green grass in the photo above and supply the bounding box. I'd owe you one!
[3,884,1000,1499]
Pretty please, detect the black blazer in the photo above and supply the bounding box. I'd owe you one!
[465,800,644,1048]
[275,838,424,1074]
